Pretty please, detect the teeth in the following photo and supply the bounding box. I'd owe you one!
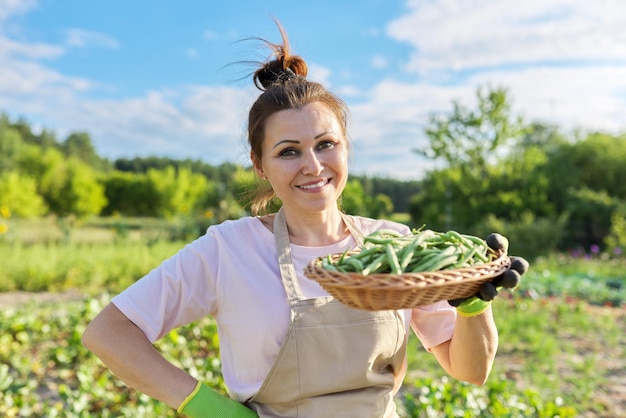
[299,180,327,190]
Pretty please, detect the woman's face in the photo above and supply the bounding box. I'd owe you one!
[254,101,349,215]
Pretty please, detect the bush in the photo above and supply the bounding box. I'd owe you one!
[475,212,567,261]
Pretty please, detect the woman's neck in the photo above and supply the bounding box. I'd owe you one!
[281,207,349,247]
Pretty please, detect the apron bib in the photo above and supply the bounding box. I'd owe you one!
[247,208,407,417]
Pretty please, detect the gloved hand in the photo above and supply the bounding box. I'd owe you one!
[448,233,529,317]
[178,381,258,418]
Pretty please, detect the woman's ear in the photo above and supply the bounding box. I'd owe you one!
[251,151,266,179]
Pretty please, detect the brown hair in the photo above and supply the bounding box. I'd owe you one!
[246,19,350,215]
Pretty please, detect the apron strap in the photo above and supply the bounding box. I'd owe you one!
[274,208,305,302]
[273,207,365,303]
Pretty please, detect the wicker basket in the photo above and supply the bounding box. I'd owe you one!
[304,252,510,311]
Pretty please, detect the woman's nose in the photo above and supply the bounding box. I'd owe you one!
[302,150,323,175]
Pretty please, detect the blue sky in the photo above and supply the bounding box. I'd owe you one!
[2,0,625,180]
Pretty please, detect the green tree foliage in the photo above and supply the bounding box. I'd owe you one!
[341,180,367,215]
[543,132,626,250]
[417,85,523,174]
[0,171,47,217]
[410,84,625,255]
[409,87,566,255]
[43,157,108,217]
[563,188,620,250]
[0,120,25,172]
[605,204,626,253]
[351,176,421,213]
[147,166,210,219]
[102,171,157,216]
[62,131,109,171]
[369,194,394,219]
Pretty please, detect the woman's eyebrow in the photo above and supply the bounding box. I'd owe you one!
[272,139,299,149]
[315,131,334,139]
[272,131,335,150]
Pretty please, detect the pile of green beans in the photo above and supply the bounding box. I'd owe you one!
[321,228,492,275]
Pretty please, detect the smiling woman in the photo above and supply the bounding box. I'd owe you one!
[81,19,527,418]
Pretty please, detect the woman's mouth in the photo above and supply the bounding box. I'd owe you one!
[297,178,330,190]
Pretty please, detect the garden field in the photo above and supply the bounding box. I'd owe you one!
[0,219,625,417]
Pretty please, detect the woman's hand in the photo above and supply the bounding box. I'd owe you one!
[448,233,530,312]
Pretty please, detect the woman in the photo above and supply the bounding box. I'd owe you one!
[82,21,523,418]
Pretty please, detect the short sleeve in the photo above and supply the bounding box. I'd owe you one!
[112,236,217,342]
[410,300,457,351]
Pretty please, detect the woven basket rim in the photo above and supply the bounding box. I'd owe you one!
[303,251,510,310]
[305,251,509,285]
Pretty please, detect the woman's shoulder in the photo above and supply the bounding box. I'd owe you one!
[203,216,270,241]
[347,214,412,236]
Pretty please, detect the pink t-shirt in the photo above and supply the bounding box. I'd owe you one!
[112,215,456,400]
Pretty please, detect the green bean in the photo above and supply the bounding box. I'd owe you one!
[410,246,457,272]
[385,243,402,274]
[427,255,461,272]
[362,253,388,275]
[398,238,421,271]
[408,251,442,272]
[452,245,478,268]
[345,257,365,272]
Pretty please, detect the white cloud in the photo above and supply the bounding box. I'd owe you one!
[204,30,217,40]
[371,55,388,70]
[0,35,64,59]
[307,63,332,87]
[464,65,626,132]
[391,0,626,74]
[347,81,471,179]
[0,0,36,20]
[65,28,119,49]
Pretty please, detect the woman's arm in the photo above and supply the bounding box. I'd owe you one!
[81,302,197,408]
[429,306,498,385]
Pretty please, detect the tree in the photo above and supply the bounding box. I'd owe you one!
[409,87,557,241]
[0,171,47,217]
[417,85,524,175]
[0,123,25,172]
[341,180,367,215]
[102,171,159,217]
[147,167,209,218]
[62,131,109,171]
[38,151,107,217]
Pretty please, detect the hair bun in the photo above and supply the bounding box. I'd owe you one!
[252,21,308,90]
[254,57,308,90]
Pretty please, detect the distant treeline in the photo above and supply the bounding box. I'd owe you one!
[0,111,417,222]
[1,86,625,259]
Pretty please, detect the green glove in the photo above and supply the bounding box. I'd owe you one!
[178,381,258,418]
[455,296,491,318]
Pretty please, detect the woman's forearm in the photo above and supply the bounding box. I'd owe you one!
[431,306,498,385]
[82,302,197,408]
[448,305,498,384]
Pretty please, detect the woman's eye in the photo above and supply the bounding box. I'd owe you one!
[278,148,299,157]
[317,140,336,150]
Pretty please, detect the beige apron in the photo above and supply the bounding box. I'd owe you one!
[247,208,407,417]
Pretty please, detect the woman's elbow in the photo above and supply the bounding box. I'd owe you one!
[81,302,126,355]
[454,367,492,386]
[81,319,99,353]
